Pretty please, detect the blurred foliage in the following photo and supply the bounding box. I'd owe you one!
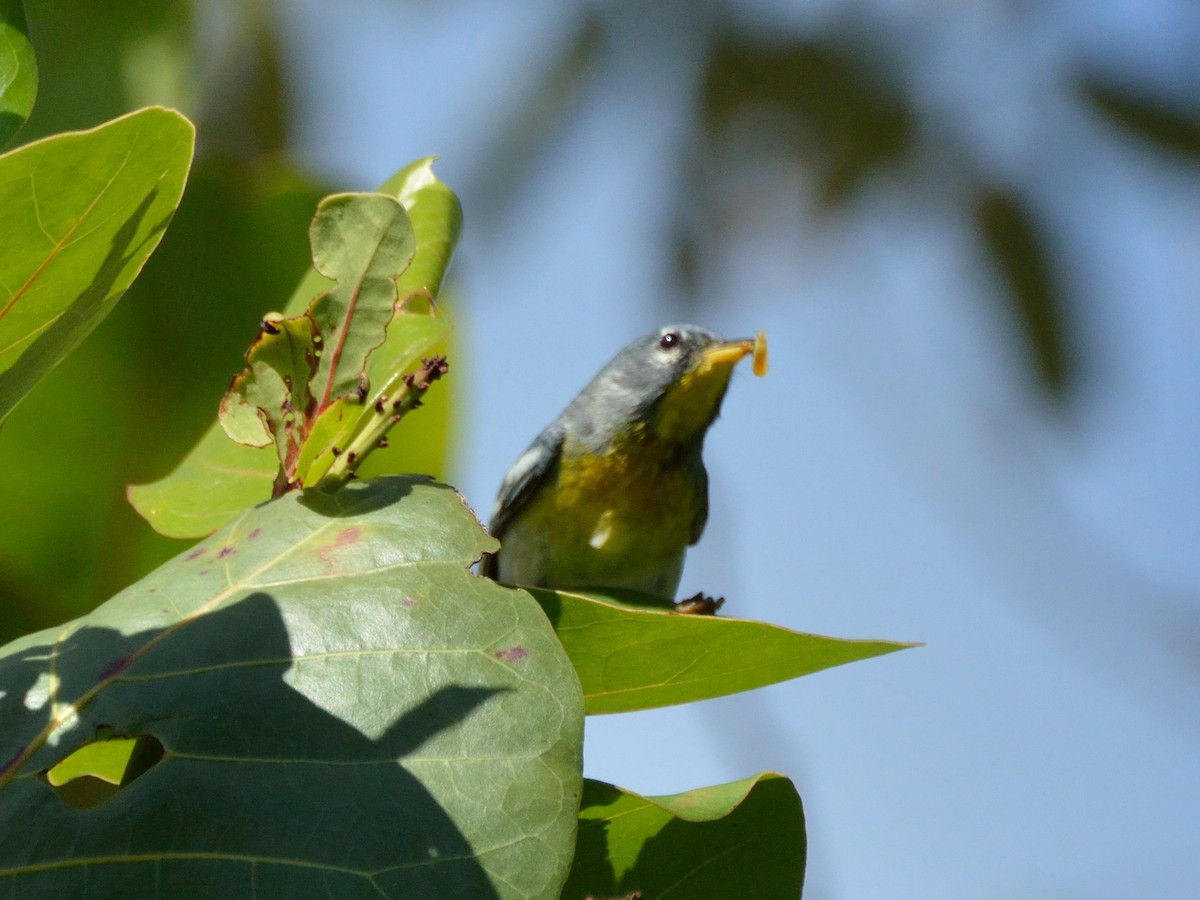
[473,8,1112,401]
[699,33,912,205]
[975,187,1070,394]
[1081,74,1200,161]
[0,1,327,640]
[18,0,192,140]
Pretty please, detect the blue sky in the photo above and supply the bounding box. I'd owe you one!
[276,2,1200,896]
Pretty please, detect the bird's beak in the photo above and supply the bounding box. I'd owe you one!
[698,332,768,376]
[701,339,755,369]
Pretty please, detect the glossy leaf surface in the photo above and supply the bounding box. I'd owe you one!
[563,774,805,899]
[0,106,193,422]
[0,476,583,899]
[531,588,916,714]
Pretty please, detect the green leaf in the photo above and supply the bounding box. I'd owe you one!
[220,312,319,450]
[129,159,460,538]
[220,193,418,488]
[1,476,584,899]
[0,106,193,423]
[0,0,36,147]
[44,736,138,788]
[123,433,276,539]
[562,774,805,899]
[530,588,917,714]
[307,192,415,409]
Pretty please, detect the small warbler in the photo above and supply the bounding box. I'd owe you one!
[481,324,766,602]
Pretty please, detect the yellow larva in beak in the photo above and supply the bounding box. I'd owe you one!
[752,331,768,377]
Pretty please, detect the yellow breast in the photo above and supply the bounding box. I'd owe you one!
[496,431,697,598]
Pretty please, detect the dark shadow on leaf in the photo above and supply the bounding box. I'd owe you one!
[297,473,432,518]
[0,184,169,418]
[562,778,806,900]
[0,592,502,898]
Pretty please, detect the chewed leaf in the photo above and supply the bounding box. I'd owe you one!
[130,161,461,538]
[219,313,318,453]
[308,192,415,409]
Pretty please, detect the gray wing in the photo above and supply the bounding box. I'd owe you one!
[479,424,564,578]
[687,456,709,546]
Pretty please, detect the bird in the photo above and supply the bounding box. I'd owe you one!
[480,323,766,604]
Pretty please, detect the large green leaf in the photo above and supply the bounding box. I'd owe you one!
[562,774,805,899]
[129,158,461,538]
[531,588,916,714]
[0,476,583,899]
[0,106,193,422]
[0,0,36,147]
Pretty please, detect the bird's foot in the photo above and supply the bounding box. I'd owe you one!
[674,592,725,615]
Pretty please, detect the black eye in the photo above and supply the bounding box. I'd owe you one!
[659,331,681,350]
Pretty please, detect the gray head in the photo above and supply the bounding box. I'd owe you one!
[561,324,753,450]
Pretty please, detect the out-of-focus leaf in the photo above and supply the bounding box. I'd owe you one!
[975,187,1070,395]
[0,0,37,147]
[1,476,583,899]
[18,0,191,141]
[0,107,194,423]
[193,2,287,159]
[562,774,805,900]
[700,34,912,203]
[129,159,461,538]
[1081,75,1200,160]
[530,588,916,714]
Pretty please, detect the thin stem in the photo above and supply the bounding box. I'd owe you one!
[315,355,449,492]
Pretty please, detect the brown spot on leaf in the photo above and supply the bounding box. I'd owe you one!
[186,548,206,561]
[494,646,529,663]
[248,528,262,540]
[318,526,363,570]
[217,546,235,559]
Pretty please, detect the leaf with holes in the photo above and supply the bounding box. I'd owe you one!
[530,588,916,714]
[128,159,460,538]
[0,476,584,899]
[562,774,805,899]
[218,191,417,487]
[0,107,193,422]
